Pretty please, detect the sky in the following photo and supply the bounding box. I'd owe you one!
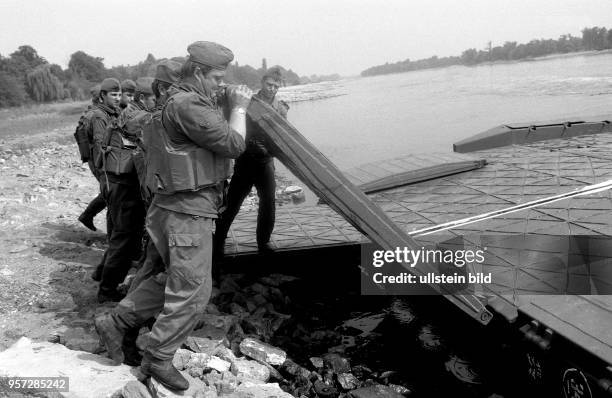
[1,0,611,77]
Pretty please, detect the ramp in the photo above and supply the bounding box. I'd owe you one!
[247,97,493,325]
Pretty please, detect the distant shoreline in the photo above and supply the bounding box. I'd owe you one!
[360,49,612,78]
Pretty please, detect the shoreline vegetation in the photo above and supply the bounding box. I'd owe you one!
[0,45,342,109]
[361,26,612,77]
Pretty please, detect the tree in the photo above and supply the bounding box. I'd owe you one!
[25,64,65,102]
[10,45,46,71]
[68,51,105,81]
[261,58,267,71]
[0,72,27,107]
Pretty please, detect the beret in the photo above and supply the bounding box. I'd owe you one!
[100,78,121,93]
[135,77,155,95]
[155,60,181,84]
[262,67,283,82]
[187,41,234,70]
[121,79,137,92]
[89,84,101,98]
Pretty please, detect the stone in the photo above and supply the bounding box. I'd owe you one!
[60,327,102,354]
[313,380,338,398]
[0,337,137,398]
[337,373,360,390]
[310,357,324,369]
[349,385,405,398]
[231,357,270,382]
[185,335,224,354]
[121,380,153,398]
[229,303,247,316]
[147,370,209,398]
[173,348,193,371]
[212,345,237,364]
[187,352,211,369]
[280,359,311,380]
[232,381,294,398]
[36,292,75,311]
[205,356,231,373]
[239,337,287,365]
[188,366,204,378]
[323,353,351,374]
[205,371,238,395]
[219,277,241,294]
[388,383,413,396]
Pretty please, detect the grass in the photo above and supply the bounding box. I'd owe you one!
[0,101,89,141]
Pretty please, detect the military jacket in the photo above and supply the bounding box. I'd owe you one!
[151,82,245,217]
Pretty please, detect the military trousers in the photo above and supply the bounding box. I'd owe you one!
[216,158,276,246]
[114,205,213,362]
[100,180,145,294]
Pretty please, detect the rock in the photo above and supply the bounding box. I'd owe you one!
[388,383,413,396]
[310,357,324,369]
[0,337,137,398]
[36,292,76,311]
[186,352,211,369]
[229,303,247,316]
[280,359,311,380]
[219,277,241,294]
[212,345,237,364]
[188,367,204,378]
[313,380,338,398]
[203,371,238,395]
[148,371,209,398]
[351,365,374,380]
[60,327,102,353]
[349,385,405,398]
[231,357,270,382]
[239,337,287,365]
[205,356,231,373]
[232,381,294,398]
[323,353,351,374]
[122,380,153,398]
[173,348,193,371]
[185,335,224,354]
[337,373,360,390]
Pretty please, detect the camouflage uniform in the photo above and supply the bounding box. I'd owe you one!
[114,80,245,362]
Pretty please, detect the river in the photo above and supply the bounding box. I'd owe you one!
[283,51,612,171]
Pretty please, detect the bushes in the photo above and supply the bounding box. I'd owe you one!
[0,73,27,107]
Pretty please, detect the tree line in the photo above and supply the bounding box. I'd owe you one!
[361,26,612,77]
[0,47,307,108]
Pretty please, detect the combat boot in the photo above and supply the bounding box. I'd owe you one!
[94,314,125,365]
[122,328,143,367]
[141,355,189,391]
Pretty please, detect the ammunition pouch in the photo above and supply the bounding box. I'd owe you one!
[99,121,136,176]
[143,114,232,195]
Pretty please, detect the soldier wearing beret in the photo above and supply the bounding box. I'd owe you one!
[91,78,146,303]
[214,67,289,256]
[120,79,136,110]
[96,41,251,391]
[78,84,107,232]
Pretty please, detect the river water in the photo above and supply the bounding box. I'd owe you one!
[270,53,612,396]
[285,51,612,170]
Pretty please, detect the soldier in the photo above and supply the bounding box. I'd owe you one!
[77,84,107,232]
[214,67,289,256]
[119,79,136,110]
[95,41,250,391]
[93,78,146,303]
[121,77,156,122]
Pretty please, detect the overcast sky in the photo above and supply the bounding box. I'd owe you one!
[1,0,611,77]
